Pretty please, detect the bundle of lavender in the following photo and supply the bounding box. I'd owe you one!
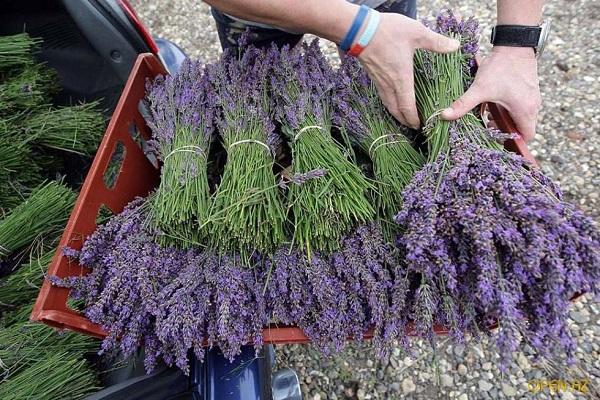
[335,57,424,239]
[52,198,269,374]
[397,11,600,367]
[52,197,401,372]
[271,41,375,254]
[0,33,39,71]
[23,102,105,156]
[146,60,216,246]
[267,222,397,355]
[0,64,58,115]
[208,46,286,254]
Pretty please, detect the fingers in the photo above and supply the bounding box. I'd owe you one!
[416,24,460,54]
[441,83,486,121]
[509,111,537,142]
[395,71,420,129]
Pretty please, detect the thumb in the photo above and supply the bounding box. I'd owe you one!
[442,85,486,121]
[418,27,460,54]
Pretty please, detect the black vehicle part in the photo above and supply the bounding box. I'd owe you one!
[83,366,190,400]
[0,0,154,112]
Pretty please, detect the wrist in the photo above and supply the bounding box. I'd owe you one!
[303,1,358,44]
[492,45,537,59]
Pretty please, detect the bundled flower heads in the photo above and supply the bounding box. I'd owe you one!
[208,46,286,254]
[271,41,375,254]
[54,198,269,374]
[146,59,216,246]
[335,57,424,239]
[56,197,402,372]
[400,10,600,368]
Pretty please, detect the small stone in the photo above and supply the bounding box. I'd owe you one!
[457,364,468,376]
[390,382,400,393]
[472,345,485,359]
[366,360,374,368]
[402,378,416,394]
[344,386,355,397]
[356,389,366,400]
[313,394,321,400]
[440,374,454,387]
[482,362,492,371]
[501,383,517,397]
[561,392,576,400]
[458,394,469,400]
[478,380,493,391]
[556,60,569,72]
[517,354,531,370]
[570,309,590,324]
[566,131,584,141]
[453,344,466,357]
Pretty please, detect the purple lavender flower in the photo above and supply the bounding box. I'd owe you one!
[396,128,600,368]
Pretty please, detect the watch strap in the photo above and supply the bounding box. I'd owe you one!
[491,25,542,48]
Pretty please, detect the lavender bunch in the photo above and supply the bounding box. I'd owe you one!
[267,223,396,354]
[335,57,424,239]
[401,10,600,367]
[146,59,216,247]
[271,41,375,255]
[50,198,175,369]
[154,251,268,373]
[52,197,270,374]
[0,33,40,70]
[208,46,286,254]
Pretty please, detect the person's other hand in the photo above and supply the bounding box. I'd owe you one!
[442,47,541,142]
[358,13,460,129]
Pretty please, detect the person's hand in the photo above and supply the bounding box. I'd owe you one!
[357,13,460,129]
[441,47,541,142]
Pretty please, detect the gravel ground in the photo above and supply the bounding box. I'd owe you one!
[130,1,599,398]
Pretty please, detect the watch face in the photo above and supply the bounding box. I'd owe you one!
[537,19,552,58]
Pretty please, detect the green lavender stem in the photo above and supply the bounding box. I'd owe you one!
[0,181,76,259]
[152,125,211,247]
[23,102,105,156]
[209,123,285,255]
[0,33,40,71]
[289,120,375,255]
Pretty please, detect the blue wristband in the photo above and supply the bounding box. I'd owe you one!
[340,5,370,52]
[357,9,380,48]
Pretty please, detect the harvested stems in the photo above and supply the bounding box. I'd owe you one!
[0,64,57,115]
[289,123,375,254]
[209,48,286,254]
[0,33,40,71]
[23,102,105,155]
[336,58,424,239]
[146,60,215,247]
[0,181,76,259]
[0,249,54,308]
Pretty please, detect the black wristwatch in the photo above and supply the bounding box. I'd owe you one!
[491,20,552,58]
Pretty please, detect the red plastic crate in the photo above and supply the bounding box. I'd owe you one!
[31,53,533,342]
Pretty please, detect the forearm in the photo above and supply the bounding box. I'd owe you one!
[203,0,357,43]
[497,0,543,25]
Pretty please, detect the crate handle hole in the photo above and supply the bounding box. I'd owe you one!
[129,120,159,169]
[103,141,126,189]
